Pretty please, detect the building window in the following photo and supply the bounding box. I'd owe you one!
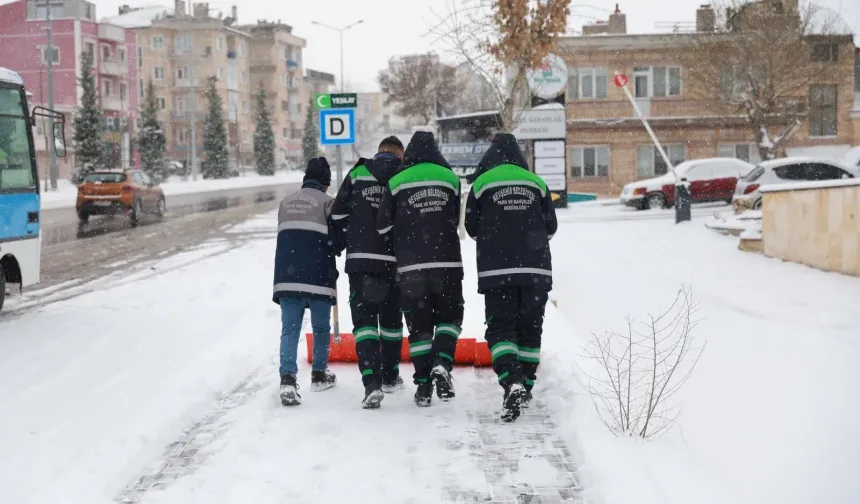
[634,66,682,98]
[40,46,60,65]
[120,83,127,101]
[178,129,188,143]
[175,35,192,53]
[153,66,164,80]
[101,45,110,61]
[85,42,95,61]
[176,96,186,113]
[215,36,223,51]
[104,81,112,97]
[151,35,165,50]
[118,49,126,63]
[809,84,837,137]
[216,67,224,80]
[137,46,143,69]
[139,78,144,99]
[570,146,610,177]
[281,74,288,87]
[637,144,686,177]
[238,41,245,56]
[242,101,249,113]
[176,67,190,79]
[717,143,760,163]
[241,71,246,85]
[567,68,607,99]
[811,43,838,63]
[156,97,166,110]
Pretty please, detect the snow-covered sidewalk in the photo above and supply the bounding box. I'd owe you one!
[541,203,860,504]
[39,171,305,210]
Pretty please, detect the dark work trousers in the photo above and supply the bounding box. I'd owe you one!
[483,287,548,390]
[349,274,404,388]
[400,278,464,384]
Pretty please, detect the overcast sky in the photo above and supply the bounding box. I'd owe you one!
[90,0,859,92]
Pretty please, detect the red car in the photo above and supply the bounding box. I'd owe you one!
[620,157,754,210]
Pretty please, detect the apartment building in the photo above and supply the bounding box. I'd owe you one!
[305,68,335,97]
[0,0,139,177]
[558,1,857,196]
[241,20,306,165]
[106,1,253,168]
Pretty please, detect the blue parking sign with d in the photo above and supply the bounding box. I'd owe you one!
[319,108,356,146]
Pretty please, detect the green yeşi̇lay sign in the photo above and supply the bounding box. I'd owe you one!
[314,93,358,110]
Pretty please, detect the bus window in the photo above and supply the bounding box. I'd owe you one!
[0,87,35,190]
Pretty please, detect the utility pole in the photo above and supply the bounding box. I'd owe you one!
[46,1,58,190]
[310,19,364,188]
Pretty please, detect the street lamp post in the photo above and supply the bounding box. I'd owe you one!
[46,2,58,190]
[310,19,363,187]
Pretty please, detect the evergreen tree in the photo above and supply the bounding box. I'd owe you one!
[138,81,167,183]
[253,87,275,176]
[202,77,229,179]
[302,95,321,165]
[72,51,104,182]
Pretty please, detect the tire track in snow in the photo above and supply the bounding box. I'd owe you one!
[463,369,584,504]
[114,367,268,504]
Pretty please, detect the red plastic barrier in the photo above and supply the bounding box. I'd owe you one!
[306,334,491,366]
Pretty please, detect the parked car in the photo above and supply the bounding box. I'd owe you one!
[76,169,166,226]
[732,157,858,212]
[620,157,754,210]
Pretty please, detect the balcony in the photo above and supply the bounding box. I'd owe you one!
[101,96,123,111]
[98,24,126,43]
[100,60,128,76]
[175,78,200,88]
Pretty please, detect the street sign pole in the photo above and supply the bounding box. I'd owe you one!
[335,145,343,188]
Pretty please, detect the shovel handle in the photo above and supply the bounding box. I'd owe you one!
[332,292,340,343]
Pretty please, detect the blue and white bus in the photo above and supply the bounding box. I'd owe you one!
[0,67,66,312]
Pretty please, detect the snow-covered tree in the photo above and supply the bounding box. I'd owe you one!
[378,53,462,124]
[253,87,275,176]
[430,0,571,132]
[138,80,167,183]
[72,51,104,181]
[302,95,321,165]
[682,0,847,160]
[202,77,229,179]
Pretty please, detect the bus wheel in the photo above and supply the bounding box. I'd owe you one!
[77,210,89,223]
[0,264,6,313]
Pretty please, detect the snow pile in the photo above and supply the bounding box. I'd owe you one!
[540,209,860,504]
[704,209,761,235]
[39,171,305,210]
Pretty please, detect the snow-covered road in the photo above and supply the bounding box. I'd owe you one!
[2,201,858,504]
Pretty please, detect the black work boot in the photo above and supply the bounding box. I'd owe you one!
[501,383,527,422]
[279,375,301,406]
[310,369,337,392]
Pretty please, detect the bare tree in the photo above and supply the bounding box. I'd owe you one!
[378,53,462,125]
[583,287,704,439]
[681,0,845,160]
[429,0,572,132]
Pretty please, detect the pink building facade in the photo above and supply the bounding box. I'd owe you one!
[0,0,140,177]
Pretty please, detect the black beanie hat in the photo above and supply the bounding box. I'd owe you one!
[304,157,331,186]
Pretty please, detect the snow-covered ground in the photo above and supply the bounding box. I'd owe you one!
[1,201,858,503]
[39,171,306,210]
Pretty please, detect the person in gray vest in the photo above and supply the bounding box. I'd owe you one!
[273,158,342,406]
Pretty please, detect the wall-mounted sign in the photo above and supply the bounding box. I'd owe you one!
[534,140,565,158]
[535,157,565,176]
[526,53,568,99]
[440,141,529,168]
[511,108,566,140]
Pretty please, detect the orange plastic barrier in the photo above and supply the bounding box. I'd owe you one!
[306,334,492,367]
